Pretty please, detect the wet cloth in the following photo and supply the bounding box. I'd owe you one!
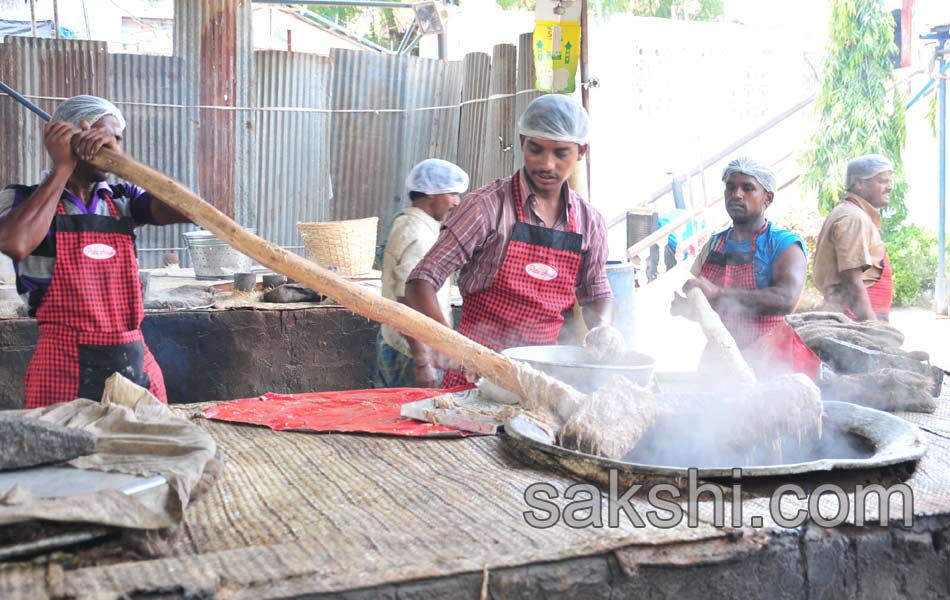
[380,207,451,356]
[441,173,584,388]
[408,169,611,305]
[0,373,217,530]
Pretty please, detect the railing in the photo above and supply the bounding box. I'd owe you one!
[615,66,923,290]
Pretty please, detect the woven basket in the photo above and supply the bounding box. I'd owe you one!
[297,217,379,276]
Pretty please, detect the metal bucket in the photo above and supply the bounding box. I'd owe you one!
[183,229,256,280]
[501,345,655,393]
[606,260,637,343]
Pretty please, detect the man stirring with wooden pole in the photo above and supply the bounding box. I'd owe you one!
[406,94,615,388]
[0,95,191,408]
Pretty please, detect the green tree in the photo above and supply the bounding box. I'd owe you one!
[800,0,907,233]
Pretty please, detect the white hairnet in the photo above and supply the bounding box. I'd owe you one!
[406,159,469,195]
[846,154,893,188]
[721,157,777,193]
[51,95,126,132]
[517,94,589,145]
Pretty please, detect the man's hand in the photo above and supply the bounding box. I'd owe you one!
[413,361,441,389]
[683,276,721,301]
[73,118,119,162]
[43,121,80,172]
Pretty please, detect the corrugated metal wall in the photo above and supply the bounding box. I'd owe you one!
[0,37,107,185]
[327,49,464,241]
[2,31,531,267]
[109,53,195,267]
[252,51,332,254]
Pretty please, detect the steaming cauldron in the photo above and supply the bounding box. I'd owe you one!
[505,401,925,479]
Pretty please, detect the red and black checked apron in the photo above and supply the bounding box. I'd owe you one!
[842,197,894,321]
[441,174,583,388]
[699,222,784,349]
[24,194,167,408]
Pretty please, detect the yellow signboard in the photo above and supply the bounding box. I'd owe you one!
[533,20,581,94]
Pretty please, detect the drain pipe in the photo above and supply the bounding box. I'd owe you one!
[924,25,949,314]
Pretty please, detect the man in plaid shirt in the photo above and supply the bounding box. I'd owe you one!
[406,95,613,388]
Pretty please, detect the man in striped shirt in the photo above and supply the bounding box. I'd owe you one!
[406,95,613,388]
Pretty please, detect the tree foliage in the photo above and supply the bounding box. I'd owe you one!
[800,0,907,234]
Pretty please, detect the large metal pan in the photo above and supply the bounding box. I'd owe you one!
[501,345,655,393]
[504,401,926,479]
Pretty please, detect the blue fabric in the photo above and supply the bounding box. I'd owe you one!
[710,223,805,289]
[658,209,704,253]
[374,331,416,388]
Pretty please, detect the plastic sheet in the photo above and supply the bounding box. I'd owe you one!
[201,387,475,437]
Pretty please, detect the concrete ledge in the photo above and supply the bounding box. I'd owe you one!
[0,307,378,409]
[313,521,950,600]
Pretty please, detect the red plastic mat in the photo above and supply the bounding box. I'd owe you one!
[201,387,474,438]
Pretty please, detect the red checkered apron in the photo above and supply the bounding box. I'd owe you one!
[24,194,166,408]
[441,174,583,388]
[842,197,894,321]
[699,222,784,349]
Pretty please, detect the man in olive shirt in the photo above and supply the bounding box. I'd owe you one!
[812,154,894,321]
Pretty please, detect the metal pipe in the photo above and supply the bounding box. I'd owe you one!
[938,41,947,314]
[396,16,416,54]
[254,0,418,8]
[0,80,52,121]
[29,0,37,37]
[580,0,590,200]
[53,0,61,39]
[925,26,950,314]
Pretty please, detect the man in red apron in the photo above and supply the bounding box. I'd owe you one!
[404,95,613,388]
[675,157,807,349]
[0,95,191,408]
[813,154,894,321]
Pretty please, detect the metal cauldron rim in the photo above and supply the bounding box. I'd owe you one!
[504,401,927,479]
[502,345,656,373]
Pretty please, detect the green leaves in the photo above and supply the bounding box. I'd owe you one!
[800,0,906,231]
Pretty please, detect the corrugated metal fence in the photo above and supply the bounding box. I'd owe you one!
[0,34,536,267]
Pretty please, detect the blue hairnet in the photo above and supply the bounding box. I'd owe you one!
[406,159,469,195]
[517,94,589,145]
[51,95,126,132]
[722,157,777,193]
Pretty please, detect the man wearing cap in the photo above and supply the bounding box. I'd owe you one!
[678,157,807,348]
[813,154,895,321]
[374,158,469,388]
[406,94,613,388]
[0,95,191,408]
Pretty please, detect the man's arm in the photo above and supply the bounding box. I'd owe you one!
[685,243,807,315]
[147,196,192,225]
[838,267,876,321]
[581,297,612,329]
[0,122,78,261]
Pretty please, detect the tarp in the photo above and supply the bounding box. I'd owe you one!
[201,387,473,437]
[0,374,217,529]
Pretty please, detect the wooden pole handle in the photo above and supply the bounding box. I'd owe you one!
[685,287,756,385]
[90,150,525,396]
